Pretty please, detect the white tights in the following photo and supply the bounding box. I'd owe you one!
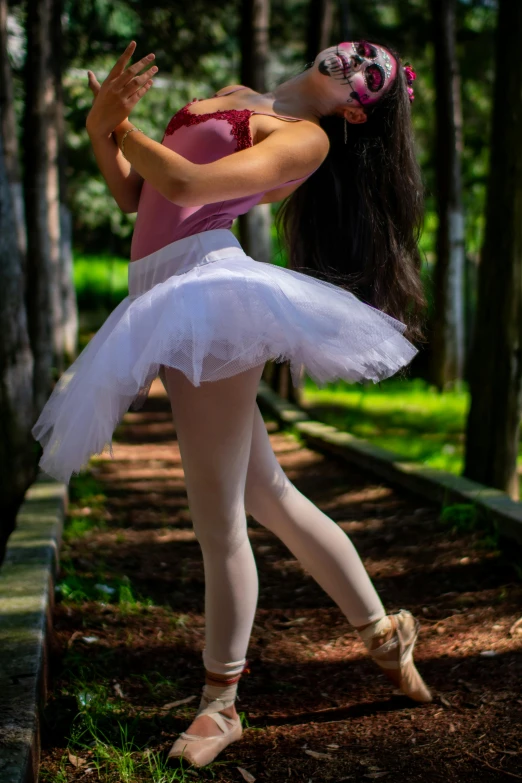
[162,363,385,680]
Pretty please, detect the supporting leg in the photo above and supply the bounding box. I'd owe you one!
[163,363,265,751]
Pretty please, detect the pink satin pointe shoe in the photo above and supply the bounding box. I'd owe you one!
[167,686,243,767]
[358,609,433,703]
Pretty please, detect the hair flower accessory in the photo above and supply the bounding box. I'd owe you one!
[403,63,416,103]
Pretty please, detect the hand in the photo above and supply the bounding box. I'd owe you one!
[85,41,157,138]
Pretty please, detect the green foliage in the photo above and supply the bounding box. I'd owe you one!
[302,375,468,473]
[68,471,107,506]
[440,502,478,532]
[73,252,129,309]
[439,501,501,550]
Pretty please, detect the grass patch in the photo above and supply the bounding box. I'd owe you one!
[56,563,155,610]
[301,374,522,500]
[301,375,468,473]
[439,502,502,552]
[74,253,129,311]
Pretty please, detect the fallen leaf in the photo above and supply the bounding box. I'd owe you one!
[68,752,87,768]
[326,743,340,749]
[509,617,522,636]
[67,630,83,648]
[277,617,308,627]
[364,773,389,780]
[304,749,334,760]
[440,694,452,707]
[479,650,497,657]
[448,723,456,733]
[161,695,197,710]
[237,767,256,782]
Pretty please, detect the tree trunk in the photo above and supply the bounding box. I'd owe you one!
[0,115,38,559]
[338,0,351,41]
[52,0,78,364]
[23,0,61,410]
[429,0,465,389]
[306,0,334,63]
[239,0,271,265]
[0,0,27,266]
[464,0,522,498]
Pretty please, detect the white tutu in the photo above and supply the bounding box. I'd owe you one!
[32,228,417,483]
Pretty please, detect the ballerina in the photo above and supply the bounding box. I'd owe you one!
[32,38,430,767]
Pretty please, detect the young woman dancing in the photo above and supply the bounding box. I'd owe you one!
[32,38,431,767]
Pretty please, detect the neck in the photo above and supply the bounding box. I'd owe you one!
[261,71,334,123]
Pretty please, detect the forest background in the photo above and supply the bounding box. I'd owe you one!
[2,0,521,550]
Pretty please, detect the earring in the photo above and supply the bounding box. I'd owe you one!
[344,117,348,144]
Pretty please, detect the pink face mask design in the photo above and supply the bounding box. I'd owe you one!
[317,40,398,108]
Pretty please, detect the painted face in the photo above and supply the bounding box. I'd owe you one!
[315,40,397,109]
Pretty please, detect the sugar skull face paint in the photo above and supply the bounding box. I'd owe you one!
[316,40,397,109]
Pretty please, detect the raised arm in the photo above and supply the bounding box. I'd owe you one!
[86,129,144,213]
[85,43,158,213]
[113,117,330,208]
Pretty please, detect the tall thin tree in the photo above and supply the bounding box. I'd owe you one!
[306,0,333,63]
[464,0,522,498]
[0,118,37,557]
[429,0,465,389]
[52,0,78,365]
[23,0,61,408]
[239,0,272,267]
[0,0,26,265]
[240,0,299,400]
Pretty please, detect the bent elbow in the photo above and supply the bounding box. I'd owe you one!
[164,163,206,207]
[119,203,138,214]
[165,178,201,208]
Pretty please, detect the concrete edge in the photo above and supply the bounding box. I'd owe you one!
[0,470,68,783]
[257,380,522,546]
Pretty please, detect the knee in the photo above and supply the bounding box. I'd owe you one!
[192,505,249,556]
[244,464,290,522]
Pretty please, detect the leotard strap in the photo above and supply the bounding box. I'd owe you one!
[213,85,303,123]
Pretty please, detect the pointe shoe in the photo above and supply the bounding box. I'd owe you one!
[167,689,243,767]
[359,609,433,703]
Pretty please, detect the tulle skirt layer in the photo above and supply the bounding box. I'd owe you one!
[31,228,418,483]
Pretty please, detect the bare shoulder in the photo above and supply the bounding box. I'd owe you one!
[270,119,330,165]
[213,83,249,97]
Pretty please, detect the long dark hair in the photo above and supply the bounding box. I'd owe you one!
[276,45,426,343]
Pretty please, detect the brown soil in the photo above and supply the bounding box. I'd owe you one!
[41,378,522,782]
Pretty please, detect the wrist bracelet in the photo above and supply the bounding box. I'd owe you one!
[120,127,143,160]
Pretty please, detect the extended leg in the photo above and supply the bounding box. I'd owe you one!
[244,404,432,703]
[244,403,385,626]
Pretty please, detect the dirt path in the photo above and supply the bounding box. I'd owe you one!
[41,379,522,782]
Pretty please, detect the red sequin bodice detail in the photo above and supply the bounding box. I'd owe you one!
[163,100,254,151]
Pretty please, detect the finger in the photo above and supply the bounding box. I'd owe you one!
[121,65,158,97]
[107,40,137,79]
[114,51,156,88]
[88,71,100,97]
[87,71,101,91]
[127,78,154,108]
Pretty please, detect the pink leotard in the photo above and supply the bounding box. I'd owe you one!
[130,86,314,261]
